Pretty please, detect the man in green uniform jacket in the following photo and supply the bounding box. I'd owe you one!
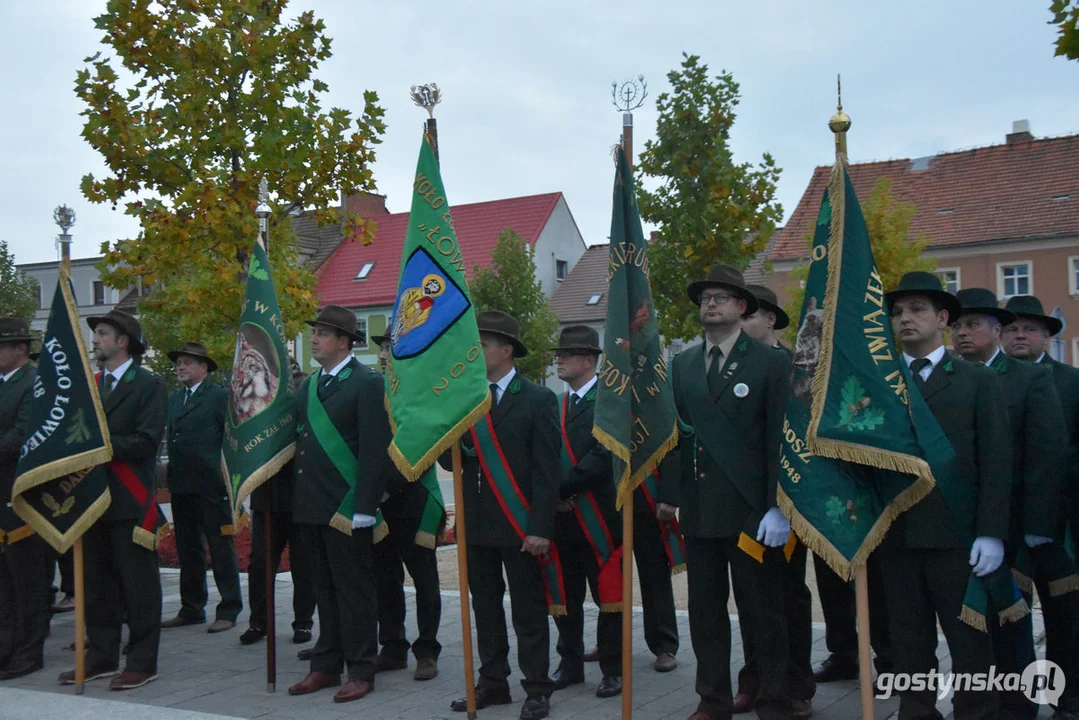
[287,306,398,705]
[668,264,801,720]
[0,318,51,680]
[58,310,167,691]
[1002,294,1079,718]
[882,273,1012,720]
[162,342,241,634]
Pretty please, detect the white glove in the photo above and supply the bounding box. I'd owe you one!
[352,513,377,529]
[969,537,1004,577]
[756,507,791,548]
[1024,534,1053,548]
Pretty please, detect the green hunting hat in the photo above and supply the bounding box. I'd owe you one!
[87,309,146,355]
[549,325,602,354]
[746,284,790,330]
[884,271,961,323]
[305,305,365,343]
[167,341,219,373]
[477,310,528,358]
[0,318,34,345]
[1003,295,1063,336]
[686,264,759,315]
[954,288,1016,326]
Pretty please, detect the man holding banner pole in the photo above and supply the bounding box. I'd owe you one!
[0,318,51,681]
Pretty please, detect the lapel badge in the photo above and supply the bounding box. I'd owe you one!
[734,382,749,398]
[724,361,739,379]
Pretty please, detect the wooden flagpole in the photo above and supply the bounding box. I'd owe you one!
[621,508,634,719]
[73,539,86,694]
[264,506,276,692]
[855,567,875,719]
[452,445,478,718]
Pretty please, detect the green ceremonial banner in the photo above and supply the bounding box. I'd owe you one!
[779,157,936,579]
[222,239,296,518]
[593,147,678,510]
[386,136,490,480]
[13,273,113,553]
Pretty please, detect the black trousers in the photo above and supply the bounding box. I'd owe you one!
[58,549,74,595]
[735,541,815,703]
[171,492,242,622]
[0,535,52,667]
[467,544,555,698]
[246,509,316,632]
[372,513,442,661]
[306,524,377,682]
[880,547,997,720]
[811,549,892,670]
[1030,543,1079,714]
[633,511,679,656]
[553,538,621,678]
[84,519,162,674]
[685,536,791,720]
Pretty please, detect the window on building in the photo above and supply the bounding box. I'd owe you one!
[1070,256,1079,296]
[93,281,106,305]
[997,262,1032,299]
[355,317,368,350]
[354,262,375,281]
[586,292,603,306]
[34,282,42,309]
[556,260,568,281]
[936,268,960,295]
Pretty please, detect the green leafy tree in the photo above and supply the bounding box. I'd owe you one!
[1051,1,1079,59]
[637,53,783,341]
[75,0,386,375]
[0,240,39,325]
[783,177,936,343]
[469,229,560,381]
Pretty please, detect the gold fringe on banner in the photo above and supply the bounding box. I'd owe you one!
[226,442,296,527]
[1049,574,1079,597]
[1011,568,1034,595]
[959,606,987,633]
[998,598,1031,625]
[329,512,353,536]
[386,393,491,482]
[593,423,678,512]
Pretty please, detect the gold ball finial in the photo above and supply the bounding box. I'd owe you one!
[829,74,851,134]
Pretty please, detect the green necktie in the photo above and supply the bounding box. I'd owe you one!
[708,346,723,399]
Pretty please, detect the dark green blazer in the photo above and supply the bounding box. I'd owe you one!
[0,364,36,534]
[94,363,168,523]
[251,460,295,513]
[166,382,228,496]
[292,358,397,526]
[670,330,790,539]
[456,372,560,547]
[1036,354,1079,535]
[555,384,618,545]
[887,355,1012,548]
[989,351,1065,541]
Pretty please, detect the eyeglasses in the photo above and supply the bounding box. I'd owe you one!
[700,292,735,306]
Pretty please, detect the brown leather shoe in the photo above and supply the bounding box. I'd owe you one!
[288,671,341,696]
[791,698,813,719]
[732,692,755,713]
[109,671,158,690]
[57,665,118,685]
[333,678,373,703]
[414,657,438,681]
[161,615,204,629]
[653,652,678,672]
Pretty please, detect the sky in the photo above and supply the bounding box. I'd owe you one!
[2,1,1077,266]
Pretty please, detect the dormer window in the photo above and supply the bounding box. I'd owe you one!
[586,293,602,305]
[354,262,375,280]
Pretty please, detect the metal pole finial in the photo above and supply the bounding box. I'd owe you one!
[410,83,442,119]
[611,75,648,113]
[829,74,852,157]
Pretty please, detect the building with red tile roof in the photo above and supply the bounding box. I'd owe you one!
[767,124,1079,363]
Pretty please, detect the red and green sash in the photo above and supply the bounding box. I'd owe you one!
[96,371,166,550]
[470,416,566,616]
[639,471,687,574]
[306,371,357,535]
[559,393,622,612]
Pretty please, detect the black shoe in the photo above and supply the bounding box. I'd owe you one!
[292,628,312,644]
[552,666,585,690]
[239,627,266,645]
[450,686,513,712]
[582,646,599,662]
[0,660,43,680]
[297,648,313,661]
[813,654,858,683]
[520,694,550,720]
[375,652,408,673]
[596,675,622,698]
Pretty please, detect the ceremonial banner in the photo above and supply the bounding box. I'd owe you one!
[222,239,296,518]
[13,274,112,553]
[593,147,678,509]
[386,136,490,479]
[779,157,936,579]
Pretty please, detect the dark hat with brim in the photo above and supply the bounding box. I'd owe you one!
[370,334,391,347]
[167,342,219,373]
[746,284,789,330]
[87,310,146,355]
[686,264,759,315]
[477,310,528,358]
[305,305,365,342]
[884,271,962,323]
[954,288,1016,326]
[548,325,601,354]
[0,318,34,345]
[1003,295,1063,336]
